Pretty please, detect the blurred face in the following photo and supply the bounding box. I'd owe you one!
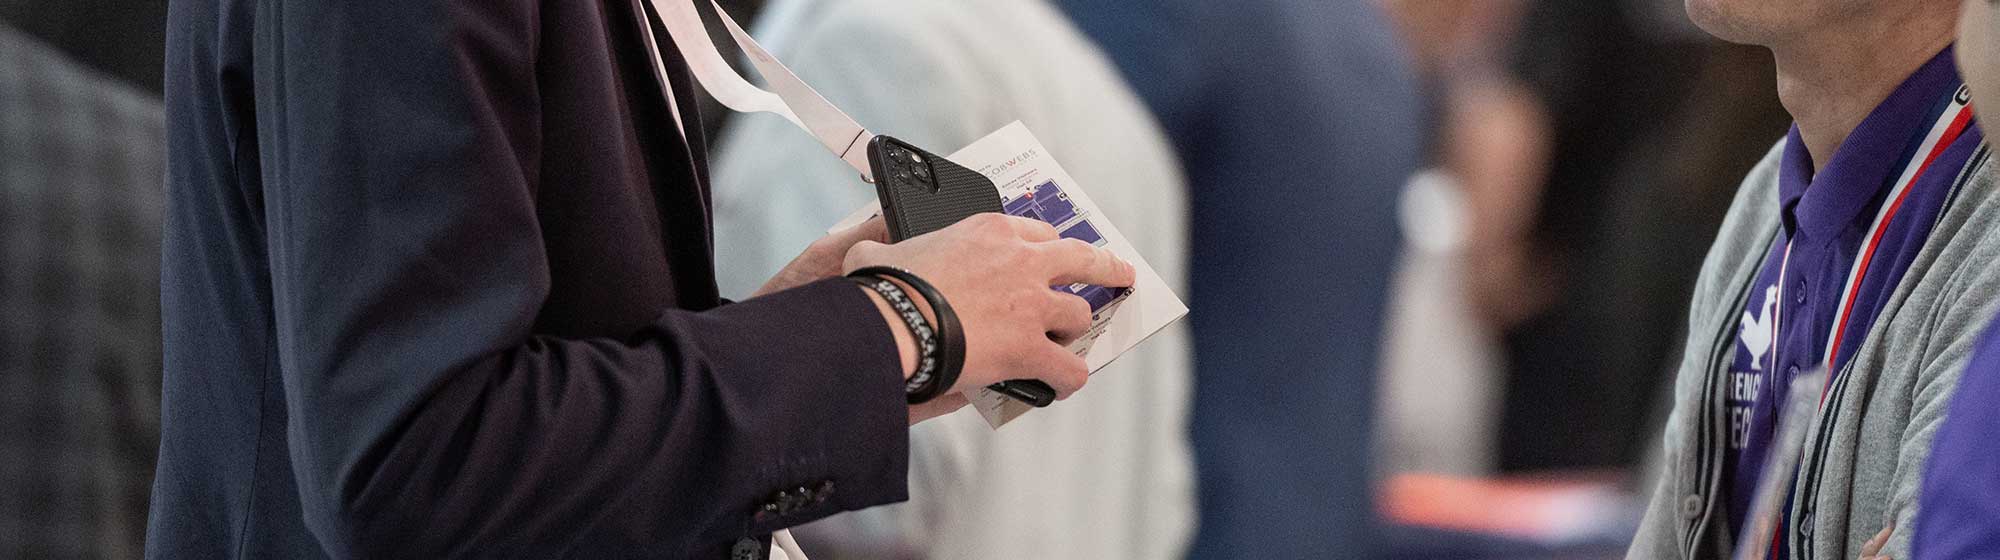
[1960,0,2000,114]
[1685,0,1868,44]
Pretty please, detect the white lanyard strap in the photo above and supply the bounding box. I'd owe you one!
[1812,88,1972,368]
[1768,86,1971,377]
[639,0,878,182]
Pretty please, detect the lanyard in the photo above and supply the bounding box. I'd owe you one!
[1767,86,1973,395]
[1757,85,1973,559]
[623,5,886,559]
[633,0,880,183]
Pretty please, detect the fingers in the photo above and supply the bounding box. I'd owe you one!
[820,217,889,259]
[1856,520,1888,560]
[1039,238,1137,287]
[1044,292,1094,344]
[840,216,891,246]
[1024,343,1089,399]
[980,213,1059,242]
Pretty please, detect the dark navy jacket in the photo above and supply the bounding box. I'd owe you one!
[150,1,909,557]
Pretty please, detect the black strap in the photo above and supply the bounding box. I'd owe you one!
[848,266,964,402]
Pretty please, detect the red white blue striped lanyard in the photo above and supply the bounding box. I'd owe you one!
[1768,86,1974,398]
[1758,86,1973,559]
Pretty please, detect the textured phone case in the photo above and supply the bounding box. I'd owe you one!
[869,136,1003,242]
[868,136,1055,407]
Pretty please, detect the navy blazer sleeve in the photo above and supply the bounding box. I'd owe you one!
[248,1,907,555]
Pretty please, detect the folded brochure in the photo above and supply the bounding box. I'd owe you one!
[832,122,1188,428]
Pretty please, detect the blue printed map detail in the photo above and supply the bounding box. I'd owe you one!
[1003,181,1129,312]
[1004,181,1080,225]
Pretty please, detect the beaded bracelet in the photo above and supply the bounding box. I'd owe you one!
[850,274,944,403]
[848,266,963,404]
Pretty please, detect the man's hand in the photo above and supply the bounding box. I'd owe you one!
[1859,521,1893,560]
[846,213,1136,415]
[753,217,890,298]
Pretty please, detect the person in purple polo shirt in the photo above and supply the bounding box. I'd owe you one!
[1629,0,2000,558]
[1912,2,2000,558]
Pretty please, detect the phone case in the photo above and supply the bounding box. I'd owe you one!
[867,136,1056,407]
[868,136,1003,242]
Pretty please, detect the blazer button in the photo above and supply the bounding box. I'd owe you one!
[784,486,808,512]
[774,492,791,513]
[811,480,836,504]
[752,500,780,524]
[1681,495,1704,520]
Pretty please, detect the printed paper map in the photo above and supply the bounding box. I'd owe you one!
[833,122,1188,427]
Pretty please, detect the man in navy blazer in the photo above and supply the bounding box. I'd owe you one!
[149,1,1132,557]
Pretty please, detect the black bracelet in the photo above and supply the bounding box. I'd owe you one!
[850,275,942,403]
[848,266,964,404]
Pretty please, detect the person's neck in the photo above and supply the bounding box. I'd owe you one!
[1770,9,1956,172]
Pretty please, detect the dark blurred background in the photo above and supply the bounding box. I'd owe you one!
[0,1,166,93]
[2,3,166,559]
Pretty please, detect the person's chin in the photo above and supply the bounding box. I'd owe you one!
[1684,0,1782,45]
[1959,6,2000,115]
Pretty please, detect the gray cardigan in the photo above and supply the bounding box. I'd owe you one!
[1630,139,2000,560]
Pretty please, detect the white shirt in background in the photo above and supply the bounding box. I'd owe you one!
[710,1,1194,558]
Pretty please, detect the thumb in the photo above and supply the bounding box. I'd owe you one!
[829,216,891,248]
[1859,521,1894,558]
[1041,239,1136,288]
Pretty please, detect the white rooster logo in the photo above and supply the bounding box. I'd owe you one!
[1738,285,1778,371]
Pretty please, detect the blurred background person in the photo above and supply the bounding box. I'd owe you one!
[1375,0,1790,478]
[1408,0,1791,475]
[0,0,165,96]
[1047,2,1424,557]
[1482,0,1789,474]
[708,1,1193,558]
[1372,0,1793,557]
[1375,0,1541,478]
[0,22,165,559]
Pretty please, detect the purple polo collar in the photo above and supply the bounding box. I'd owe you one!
[1778,47,1962,242]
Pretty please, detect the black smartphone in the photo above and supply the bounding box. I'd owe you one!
[866,135,1057,408]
